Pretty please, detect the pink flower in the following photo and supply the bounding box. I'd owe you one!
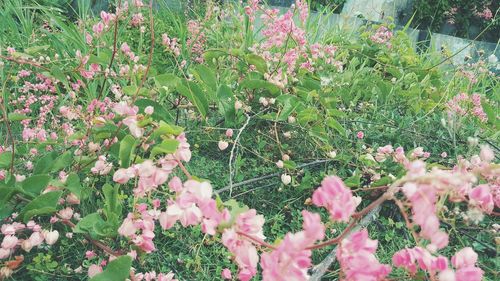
[221,268,232,280]
[1,235,18,249]
[118,217,137,237]
[337,229,391,280]
[0,248,11,259]
[113,168,135,184]
[452,247,478,269]
[356,131,364,139]
[144,106,154,115]
[88,264,103,278]
[312,176,360,222]
[28,232,44,247]
[58,207,74,220]
[218,140,229,151]
[85,250,96,259]
[236,210,266,240]
[468,185,494,213]
[225,129,234,138]
[92,22,104,35]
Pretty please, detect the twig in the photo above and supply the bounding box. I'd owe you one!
[216,159,332,194]
[228,113,251,196]
[96,0,122,100]
[236,231,277,250]
[309,205,381,281]
[60,219,123,257]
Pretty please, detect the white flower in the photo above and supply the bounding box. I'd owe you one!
[487,54,498,64]
[43,230,59,245]
[327,150,337,158]
[281,174,291,185]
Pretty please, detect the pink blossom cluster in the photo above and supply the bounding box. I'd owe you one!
[260,210,324,281]
[244,0,260,23]
[446,92,488,122]
[370,26,393,48]
[1,219,59,260]
[476,7,493,20]
[312,176,361,222]
[133,270,178,281]
[118,203,159,253]
[161,34,181,57]
[393,247,483,281]
[222,209,264,281]
[337,229,391,280]
[159,178,230,235]
[186,20,206,63]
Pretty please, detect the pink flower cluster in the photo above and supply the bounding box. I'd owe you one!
[186,20,206,63]
[222,209,264,281]
[446,92,488,122]
[118,203,159,253]
[161,34,181,57]
[337,229,391,280]
[1,220,59,260]
[261,210,324,281]
[159,179,229,235]
[370,26,393,48]
[393,247,483,281]
[312,176,361,222]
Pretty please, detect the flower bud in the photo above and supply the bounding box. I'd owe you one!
[281,174,291,185]
[218,140,229,151]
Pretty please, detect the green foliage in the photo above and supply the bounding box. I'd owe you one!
[90,256,133,281]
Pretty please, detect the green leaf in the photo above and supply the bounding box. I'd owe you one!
[245,54,268,73]
[297,108,319,124]
[154,73,179,88]
[216,85,236,126]
[119,135,136,168]
[276,95,301,121]
[283,160,297,169]
[0,152,12,169]
[90,256,132,281]
[151,139,180,158]
[345,173,361,188]
[326,117,347,137]
[20,191,63,223]
[74,213,105,234]
[123,85,148,97]
[34,152,57,174]
[103,184,122,219]
[51,151,73,172]
[151,121,184,139]
[203,49,229,63]
[0,186,18,206]
[135,99,173,122]
[177,80,209,118]
[192,64,217,92]
[65,173,86,199]
[7,112,30,121]
[240,79,280,96]
[22,175,51,195]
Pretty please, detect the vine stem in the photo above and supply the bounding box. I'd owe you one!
[229,112,251,197]
[236,231,276,250]
[60,219,123,257]
[96,0,122,100]
[176,159,192,179]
